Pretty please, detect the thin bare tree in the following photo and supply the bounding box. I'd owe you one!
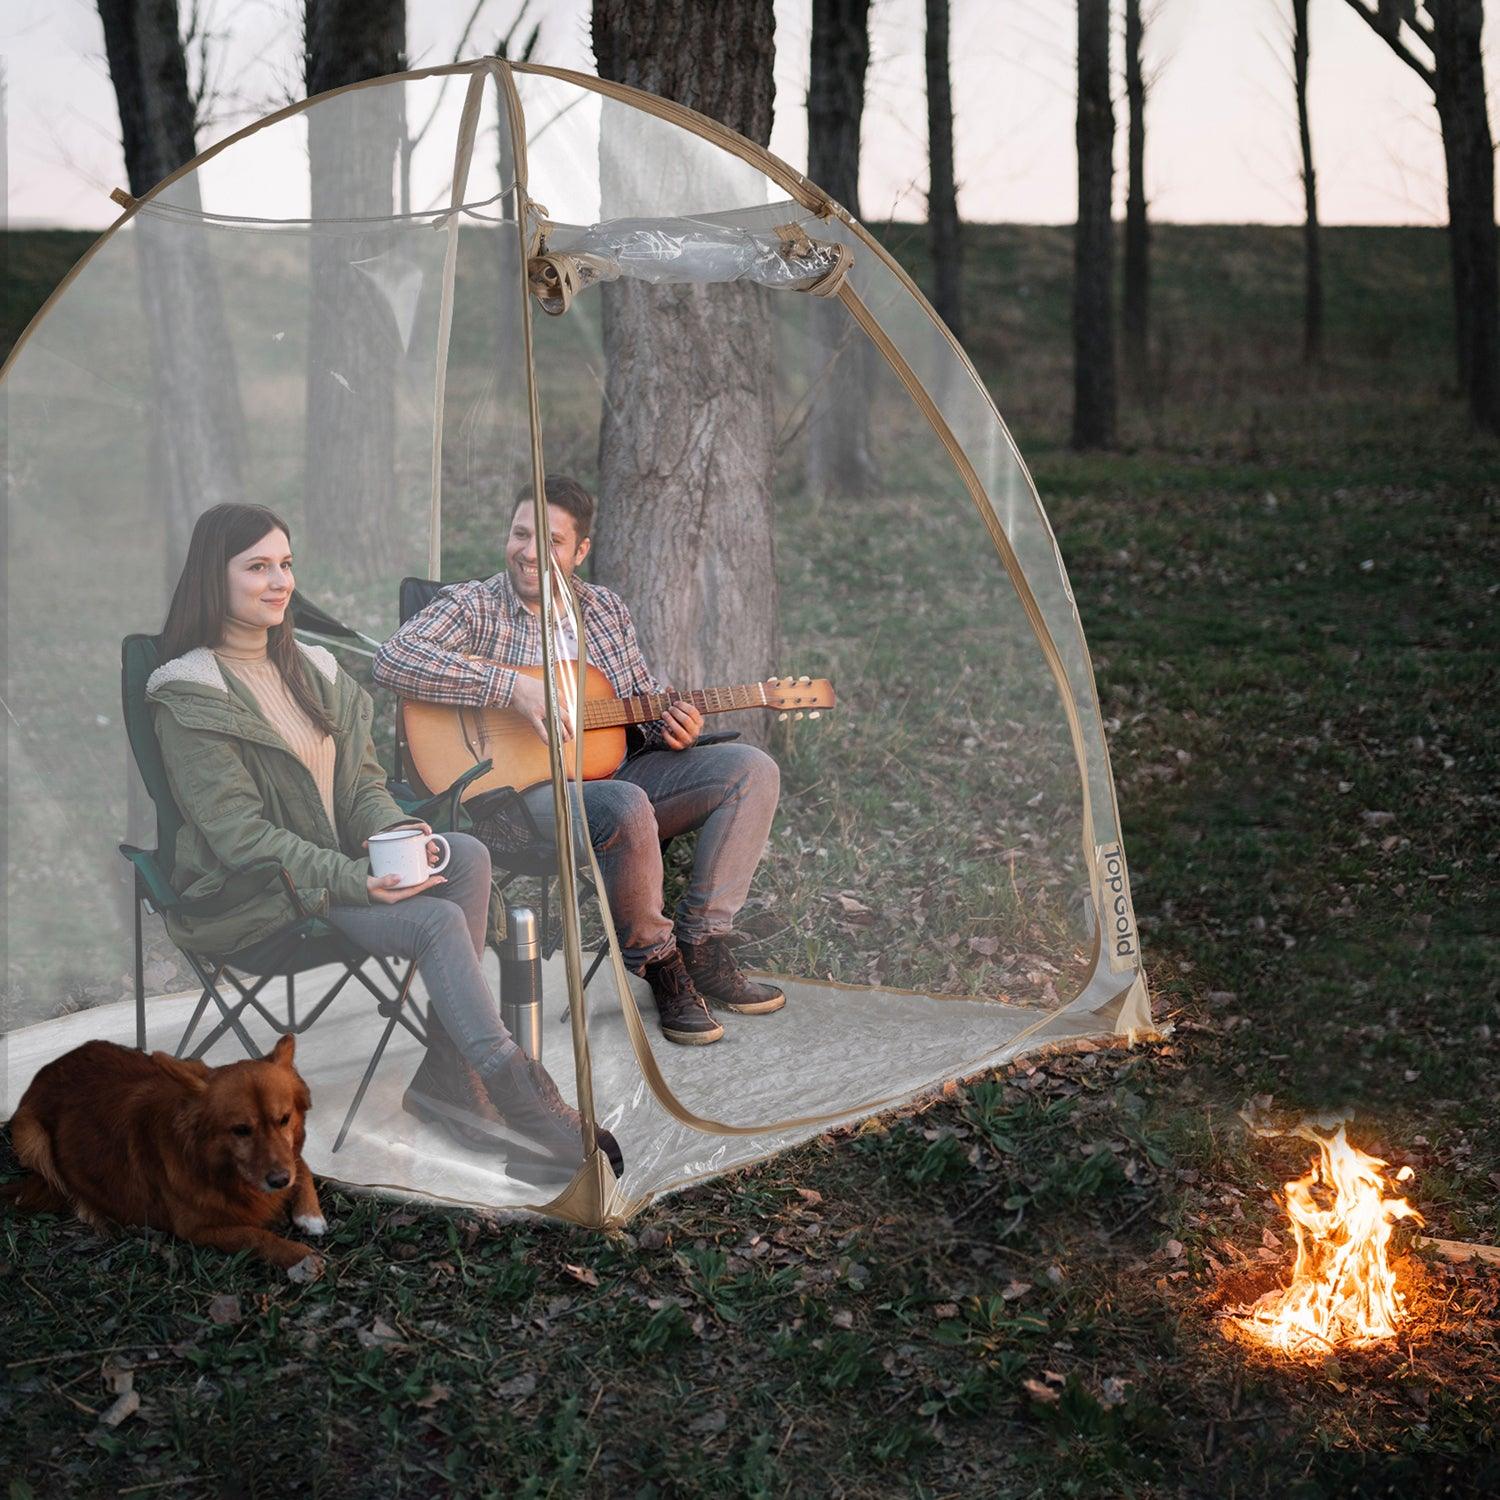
[303,0,406,580]
[1122,0,1150,385]
[806,0,876,498]
[1072,0,1116,450]
[96,0,247,565]
[1341,0,1497,432]
[591,0,780,745]
[1292,0,1322,363]
[925,0,963,339]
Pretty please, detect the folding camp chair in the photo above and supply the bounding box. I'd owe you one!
[118,633,479,1153]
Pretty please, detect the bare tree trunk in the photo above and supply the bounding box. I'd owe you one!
[1122,0,1149,385]
[806,0,876,499]
[1293,0,1322,364]
[1430,0,1497,430]
[303,0,406,580]
[1342,0,1497,433]
[1071,0,1115,451]
[925,0,963,341]
[97,0,247,570]
[592,0,779,747]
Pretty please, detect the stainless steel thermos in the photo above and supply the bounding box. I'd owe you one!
[499,905,543,1062]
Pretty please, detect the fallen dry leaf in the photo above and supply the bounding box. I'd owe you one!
[1022,1378,1059,1404]
[356,1318,407,1352]
[495,1372,537,1399]
[207,1294,242,1326]
[287,1253,324,1284]
[414,1383,451,1409]
[563,1263,600,1288]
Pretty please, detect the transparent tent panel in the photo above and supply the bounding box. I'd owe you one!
[154,68,514,224]
[1,62,1145,1222]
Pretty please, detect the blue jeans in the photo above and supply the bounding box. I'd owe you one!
[326,832,518,1077]
[519,742,780,969]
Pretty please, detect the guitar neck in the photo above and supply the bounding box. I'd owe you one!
[580,683,769,731]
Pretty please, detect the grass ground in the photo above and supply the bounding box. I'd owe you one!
[3,224,1497,1497]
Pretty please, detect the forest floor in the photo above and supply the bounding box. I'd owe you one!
[2,224,1497,1497]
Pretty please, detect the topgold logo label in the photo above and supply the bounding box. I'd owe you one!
[1097,842,1139,972]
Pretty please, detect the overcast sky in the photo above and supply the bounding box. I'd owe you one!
[3,0,1492,230]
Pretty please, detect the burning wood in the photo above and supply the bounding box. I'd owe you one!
[1226,1117,1422,1356]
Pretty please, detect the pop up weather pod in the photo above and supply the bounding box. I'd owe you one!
[1,60,1151,1227]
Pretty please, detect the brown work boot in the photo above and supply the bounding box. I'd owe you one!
[679,936,786,1015]
[484,1050,625,1178]
[636,950,725,1045]
[402,1012,512,1155]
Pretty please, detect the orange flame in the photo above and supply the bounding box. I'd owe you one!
[1231,1122,1421,1356]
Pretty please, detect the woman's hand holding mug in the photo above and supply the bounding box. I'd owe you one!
[365,824,450,903]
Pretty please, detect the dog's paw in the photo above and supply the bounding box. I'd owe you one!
[293,1212,328,1237]
[286,1251,325,1284]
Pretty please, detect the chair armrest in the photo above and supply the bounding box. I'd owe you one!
[119,845,181,912]
[119,848,296,920]
[390,758,494,834]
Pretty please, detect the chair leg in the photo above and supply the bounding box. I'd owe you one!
[133,889,147,1053]
[582,942,609,991]
[333,961,418,1154]
[180,957,260,1060]
[189,968,279,1058]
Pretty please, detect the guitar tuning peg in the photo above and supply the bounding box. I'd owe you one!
[808,711,821,720]
[766,676,778,685]
[795,711,805,721]
[778,712,788,722]
[799,675,810,685]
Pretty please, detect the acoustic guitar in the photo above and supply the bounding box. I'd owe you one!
[400,663,836,799]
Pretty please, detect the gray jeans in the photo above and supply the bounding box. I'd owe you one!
[326,832,517,1077]
[516,741,780,969]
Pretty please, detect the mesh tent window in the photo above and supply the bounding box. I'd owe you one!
[1,60,1151,1228]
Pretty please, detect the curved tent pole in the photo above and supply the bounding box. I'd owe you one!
[506,62,1141,1001]
[488,61,614,1220]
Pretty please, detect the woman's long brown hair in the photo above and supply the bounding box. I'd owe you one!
[160,503,337,736]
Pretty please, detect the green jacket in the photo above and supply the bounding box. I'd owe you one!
[148,642,414,956]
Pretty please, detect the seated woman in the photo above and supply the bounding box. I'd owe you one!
[148,502,620,1180]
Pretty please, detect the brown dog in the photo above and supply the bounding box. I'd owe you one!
[3,1035,326,1273]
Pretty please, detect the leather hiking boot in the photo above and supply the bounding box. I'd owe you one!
[402,1015,512,1155]
[679,936,786,1015]
[485,1050,625,1179]
[636,950,725,1045]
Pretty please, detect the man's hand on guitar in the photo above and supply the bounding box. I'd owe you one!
[509,672,572,745]
[662,699,703,751]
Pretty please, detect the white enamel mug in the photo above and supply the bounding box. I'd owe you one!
[367,827,449,888]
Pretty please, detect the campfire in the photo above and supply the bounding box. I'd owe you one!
[1227,1118,1422,1357]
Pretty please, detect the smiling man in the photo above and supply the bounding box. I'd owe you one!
[372,476,784,1046]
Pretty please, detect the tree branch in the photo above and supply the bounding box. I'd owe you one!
[1340,0,1436,89]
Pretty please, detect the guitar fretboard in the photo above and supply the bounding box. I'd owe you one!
[579,683,769,730]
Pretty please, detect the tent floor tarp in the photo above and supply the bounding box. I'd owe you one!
[1,960,1134,1221]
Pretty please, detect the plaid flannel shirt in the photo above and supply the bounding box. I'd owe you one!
[372,572,671,750]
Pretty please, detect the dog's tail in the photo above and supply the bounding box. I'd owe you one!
[2,1106,74,1215]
